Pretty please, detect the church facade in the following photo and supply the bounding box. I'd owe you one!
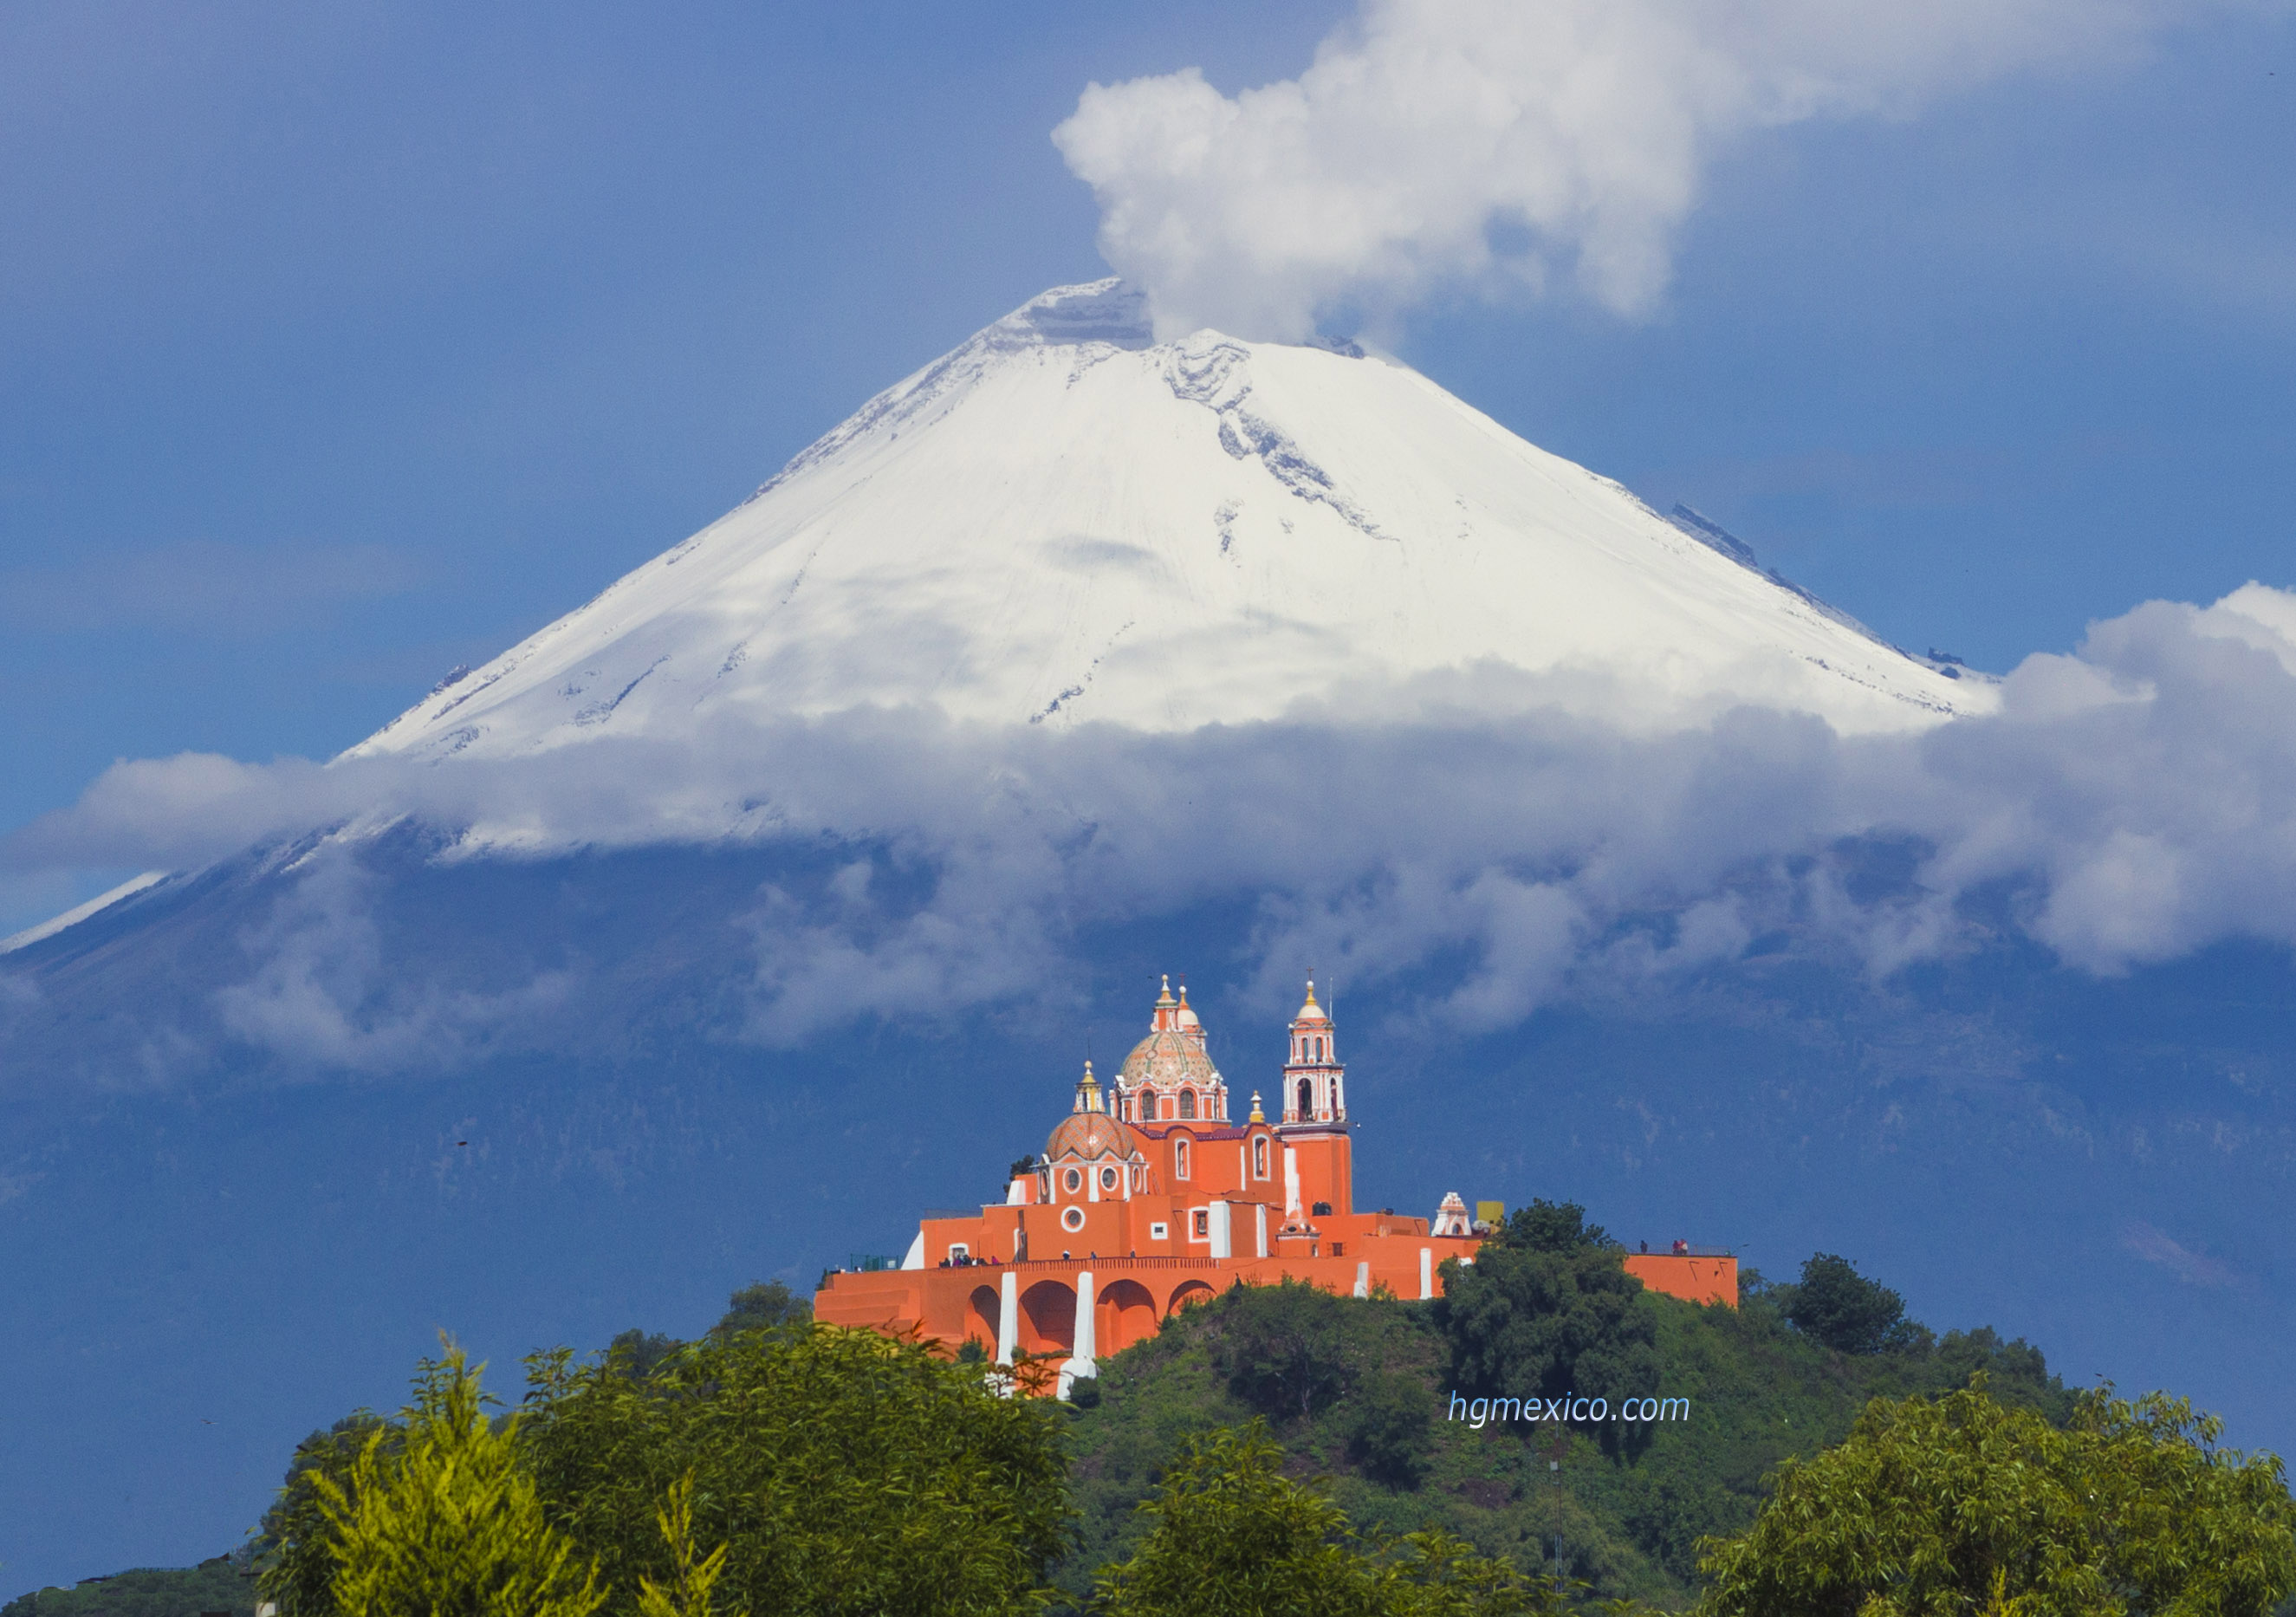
[814,977,1737,1393]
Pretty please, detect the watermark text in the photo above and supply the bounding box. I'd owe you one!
[1446,1391,1690,1428]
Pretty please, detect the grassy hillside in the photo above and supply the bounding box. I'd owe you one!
[1052,1263,2072,1610]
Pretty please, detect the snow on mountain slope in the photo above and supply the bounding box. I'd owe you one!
[350,280,1989,764]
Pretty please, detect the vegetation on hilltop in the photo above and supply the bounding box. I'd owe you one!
[24,1235,2295,1616]
[1053,1209,2081,1608]
[0,1561,258,1617]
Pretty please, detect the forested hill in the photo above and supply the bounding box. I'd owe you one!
[7,1218,2088,1615]
[1051,1206,2073,1609]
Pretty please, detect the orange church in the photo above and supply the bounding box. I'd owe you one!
[814,977,1736,1393]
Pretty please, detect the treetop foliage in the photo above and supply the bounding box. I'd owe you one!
[1090,1423,1552,1617]
[1433,1206,1657,1432]
[300,1347,603,1617]
[519,1323,1070,1617]
[1697,1377,2296,1616]
[1778,1253,1920,1356]
[1493,1201,1617,1256]
[257,1319,1069,1617]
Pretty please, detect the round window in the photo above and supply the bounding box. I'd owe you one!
[1099,1165,1120,1192]
[1062,1167,1083,1194]
[1061,1205,1086,1232]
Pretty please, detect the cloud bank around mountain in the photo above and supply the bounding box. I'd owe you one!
[1054,0,2249,338]
[5,583,2296,1071]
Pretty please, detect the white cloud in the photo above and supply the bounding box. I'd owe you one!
[7,585,2296,1065]
[1054,0,2246,339]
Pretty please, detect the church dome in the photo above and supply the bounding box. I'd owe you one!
[1119,1027,1220,1090]
[1045,1112,1138,1162]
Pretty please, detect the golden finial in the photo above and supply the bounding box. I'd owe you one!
[1249,1091,1265,1123]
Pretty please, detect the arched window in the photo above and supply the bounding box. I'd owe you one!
[1178,1089,1197,1120]
[1175,1139,1190,1179]
[1297,1078,1313,1117]
[1253,1137,1268,1178]
[1144,1092,1159,1121]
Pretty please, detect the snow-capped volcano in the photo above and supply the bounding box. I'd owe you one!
[351,280,1986,762]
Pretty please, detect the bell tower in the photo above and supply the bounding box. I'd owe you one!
[1281,979,1346,1125]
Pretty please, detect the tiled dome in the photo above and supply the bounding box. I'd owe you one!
[1119,1027,1221,1090]
[1045,1112,1139,1162]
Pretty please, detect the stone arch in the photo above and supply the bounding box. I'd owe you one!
[1098,1279,1158,1352]
[969,1286,1001,1349]
[1166,1279,1217,1317]
[1019,1280,1075,1355]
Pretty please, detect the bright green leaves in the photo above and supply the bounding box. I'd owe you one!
[303,1348,604,1617]
[1696,1379,2296,1616]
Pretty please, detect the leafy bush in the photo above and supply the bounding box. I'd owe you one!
[1431,1201,1659,1428]
[1090,1424,1549,1617]
[520,1323,1070,1617]
[1699,1379,2296,1615]
[295,1349,603,1617]
[1778,1252,1914,1354]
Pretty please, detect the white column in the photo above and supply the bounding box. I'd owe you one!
[1060,1270,1098,1396]
[1210,1201,1233,1259]
[1255,1203,1269,1258]
[1353,1260,1371,1299]
[1419,1246,1434,1301]
[1284,1147,1301,1217]
[996,1270,1020,1366]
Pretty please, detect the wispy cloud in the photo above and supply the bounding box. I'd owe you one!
[2122,1219,2242,1287]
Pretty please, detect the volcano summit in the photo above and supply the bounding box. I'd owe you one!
[352,279,1983,773]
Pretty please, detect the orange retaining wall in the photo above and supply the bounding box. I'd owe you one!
[817,1244,1738,1362]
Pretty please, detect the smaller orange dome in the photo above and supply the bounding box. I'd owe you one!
[1045,1111,1140,1163]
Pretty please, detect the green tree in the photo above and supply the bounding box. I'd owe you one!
[1340,1370,1436,1489]
[604,1331,683,1380]
[1780,1253,1911,1355]
[632,1475,739,1617]
[1696,1378,2296,1616]
[256,1412,397,1617]
[1432,1202,1657,1425]
[287,1348,605,1617]
[1503,1200,1613,1254]
[1205,1279,1361,1422]
[707,1281,810,1338]
[1090,1424,1546,1617]
[520,1322,1070,1617]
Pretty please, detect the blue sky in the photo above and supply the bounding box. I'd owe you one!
[1,0,2291,939]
